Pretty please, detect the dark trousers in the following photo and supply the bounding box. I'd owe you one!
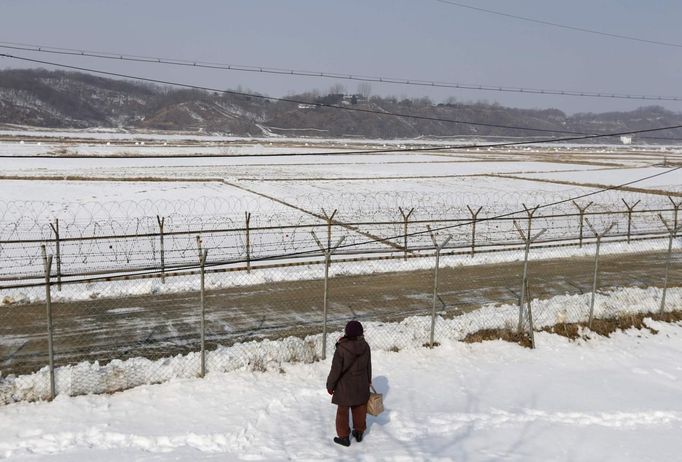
[336,403,367,438]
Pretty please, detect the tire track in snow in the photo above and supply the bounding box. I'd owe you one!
[0,427,249,458]
[422,409,682,431]
[3,410,680,458]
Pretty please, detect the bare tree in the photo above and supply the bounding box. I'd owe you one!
[328,83,346,95]
[357,82,372,98]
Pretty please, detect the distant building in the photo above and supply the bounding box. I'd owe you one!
[343,94,368,105]
[314,93,368,106]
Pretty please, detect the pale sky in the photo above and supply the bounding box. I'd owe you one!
[1,0,681,114]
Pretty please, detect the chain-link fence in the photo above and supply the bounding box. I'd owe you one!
[1,192,679,280]
[1,196,681,405]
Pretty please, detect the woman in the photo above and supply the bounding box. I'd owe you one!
[326,320,372,447]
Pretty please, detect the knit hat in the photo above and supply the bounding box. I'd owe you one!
[345,320,364,337]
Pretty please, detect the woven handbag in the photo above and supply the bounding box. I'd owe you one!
[367,385,384,416]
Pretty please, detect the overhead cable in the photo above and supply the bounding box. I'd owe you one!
[434,0,682,49]
[5,52,682,147]
[1,52,682,155]
[1,41,682,102]
[2,121,682,159]
[1,52,592,136]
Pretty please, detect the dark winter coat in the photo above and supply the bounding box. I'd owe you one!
[326,336,372,406]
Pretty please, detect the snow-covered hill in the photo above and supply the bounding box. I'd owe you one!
[3,69,682,140]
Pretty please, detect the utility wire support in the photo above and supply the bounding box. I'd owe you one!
[434,0,682,49]
[2,41,682,102]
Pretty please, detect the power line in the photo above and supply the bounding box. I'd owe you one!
[0,52,589,137]
[434,0,682,49]
[2,118,682,158]
[4,52,682,149]
[2,41,682,102]
[1,53,682,158]
[2,121,682,159]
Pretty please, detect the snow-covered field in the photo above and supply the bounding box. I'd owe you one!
[0,134,677,223]
[0,133,679,298]
[0,180,294,220]
[507,166,682,191]
[1,316,681,461]
[1,132,681,460]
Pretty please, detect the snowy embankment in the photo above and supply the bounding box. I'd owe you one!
[2,286,680,407]
[1,316,681,460]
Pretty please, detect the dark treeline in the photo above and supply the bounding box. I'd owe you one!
[1,68,681,141]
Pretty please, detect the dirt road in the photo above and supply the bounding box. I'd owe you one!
[1,250,680,375]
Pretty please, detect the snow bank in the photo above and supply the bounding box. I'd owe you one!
[2,286,680,406]
[1,315,682,460]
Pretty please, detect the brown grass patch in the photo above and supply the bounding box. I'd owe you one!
[464,311,682,346]
[463,328,532,348]
[653,311,682,323]
[543,310,682,340]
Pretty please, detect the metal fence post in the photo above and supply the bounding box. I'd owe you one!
[525,278,535,349]
[589,235,602,328]
[399,207,414,260]
[523,204,539,242]
[41,245,56,400]
[572,201,593,248]
[513,221,547,332]
[621,199,640,244]
[311,231,345,360]
[467,205,482,256]
[322,208,337,252]
[157,215,166,283]
[196,236,209,377]
[245,212,252,273]
[426,225,452,348]
[669,196,681,231]
[657,214,679,313]
[49,218,62,291]
[585,220,616,328]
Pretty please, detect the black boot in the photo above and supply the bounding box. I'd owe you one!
[334,436,351,447]
[352,430,363,442]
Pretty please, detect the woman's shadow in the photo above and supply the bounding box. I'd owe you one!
[366,375,390,433]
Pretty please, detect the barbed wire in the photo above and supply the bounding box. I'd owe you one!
[0,191,679,286]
